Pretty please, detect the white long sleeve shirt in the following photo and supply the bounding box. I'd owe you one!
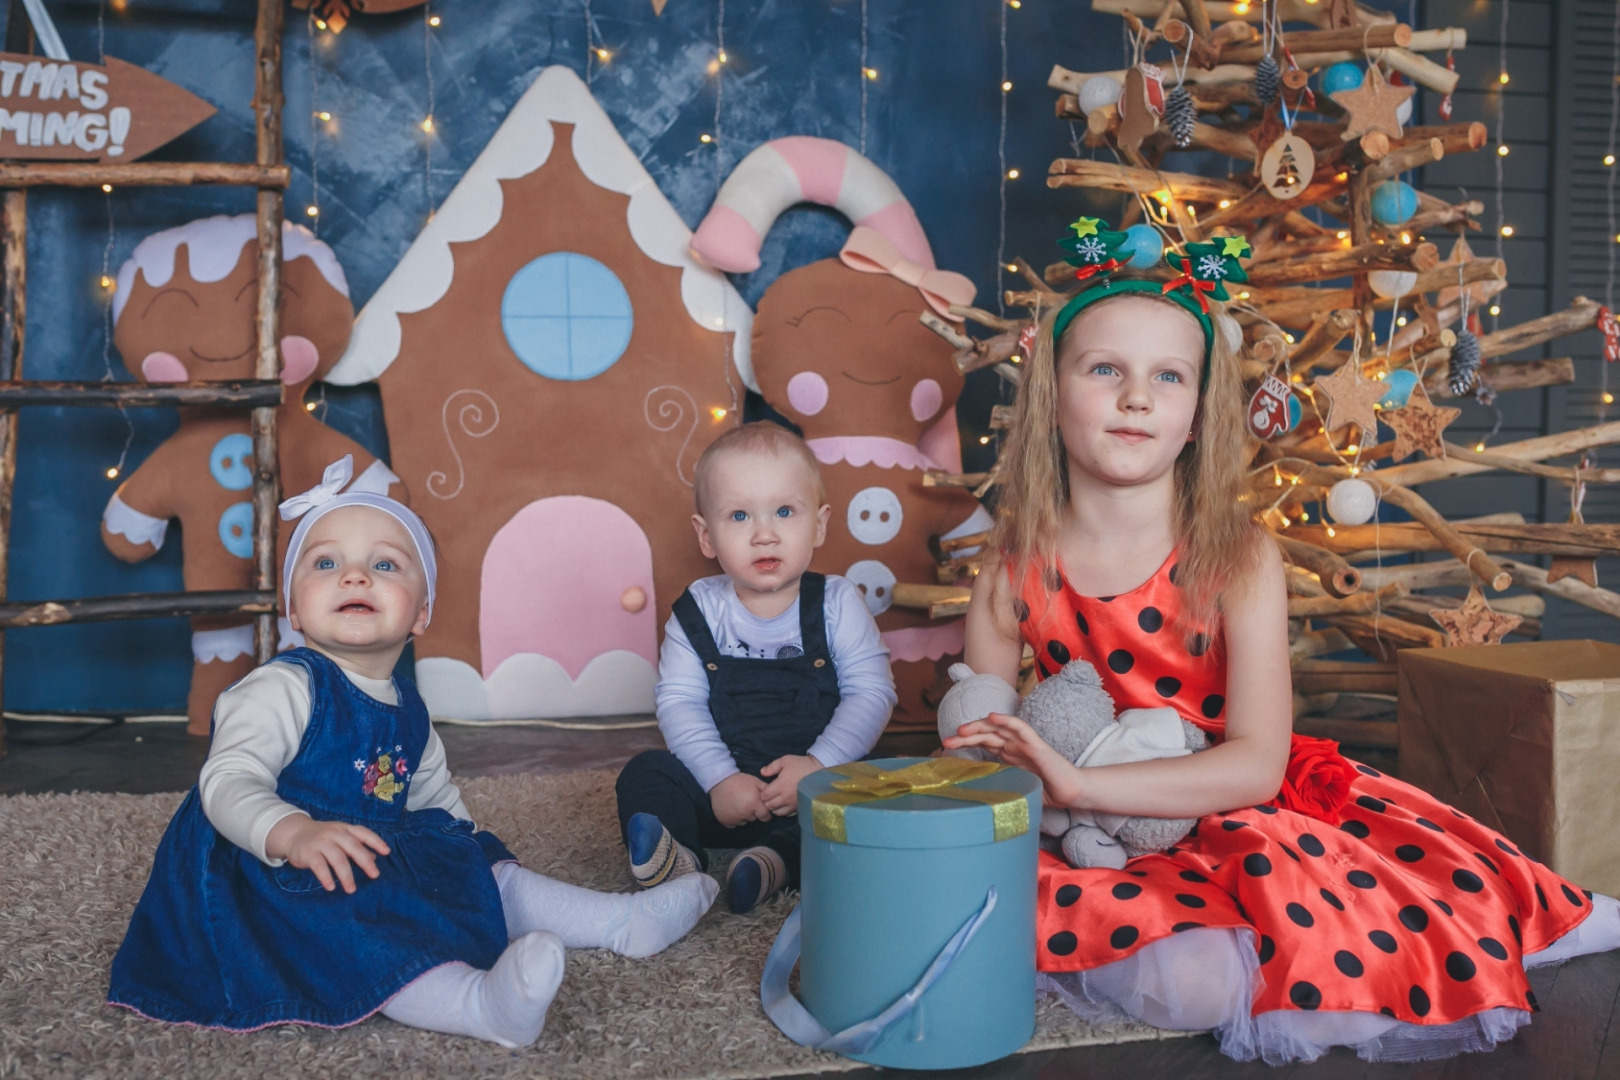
[654,574,898,792]
[197,660,469,866]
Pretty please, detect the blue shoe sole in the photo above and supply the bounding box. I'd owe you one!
[626,812,665,868]
[727,855,763,915]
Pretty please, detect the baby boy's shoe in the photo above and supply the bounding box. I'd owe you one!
[725,846,788,914]
[627,812,700,888]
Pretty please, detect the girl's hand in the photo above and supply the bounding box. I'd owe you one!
[944,712,1081,806]
[266,813,391,894]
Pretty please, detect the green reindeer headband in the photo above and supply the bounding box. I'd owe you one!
[1051,217,1252,378]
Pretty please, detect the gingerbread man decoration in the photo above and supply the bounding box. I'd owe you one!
[692,138,993,728]
[101,215,401,736]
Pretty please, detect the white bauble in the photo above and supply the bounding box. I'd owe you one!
[1396,95,1413,126]
[1078,75,1123,116]
[1326,478,1378,526]
[1213,311,1244,355]
[1367,270,1418,299]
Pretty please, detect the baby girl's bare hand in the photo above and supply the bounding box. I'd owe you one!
[759,754,824,816]
[268,814,390,894]
[710,772,771,827]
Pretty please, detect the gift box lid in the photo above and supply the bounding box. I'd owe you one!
[1398,640,1620,685]
[797,757,1042,850]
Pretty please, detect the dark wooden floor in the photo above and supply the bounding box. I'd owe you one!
[3,715,1615,1078]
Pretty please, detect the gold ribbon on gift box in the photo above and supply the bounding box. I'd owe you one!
[810,759,1030,844]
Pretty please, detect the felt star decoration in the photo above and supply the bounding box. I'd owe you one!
[1429,585,1522,646]
[1312,365,1383,438]
[1330,65,1415,142]
[1436,236,1497,311]
[1381,383,1461,462]
[1070,217,1100,238]
[1220,235,1252,258]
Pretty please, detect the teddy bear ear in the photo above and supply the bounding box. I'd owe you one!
[947,662,975,683]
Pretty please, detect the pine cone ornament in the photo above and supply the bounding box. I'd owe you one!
[1165,84,1196,148]
[1448,329,1482,396]
[1255,55,1281,106]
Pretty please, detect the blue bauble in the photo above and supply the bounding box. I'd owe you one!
[1120,224,1164,270]
[1322,62,1364,96]
[1371,180,1418,226]
[1377,368,1419,408]
[1285,392,1303,432]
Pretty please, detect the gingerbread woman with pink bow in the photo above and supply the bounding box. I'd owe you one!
[692,138,991,728]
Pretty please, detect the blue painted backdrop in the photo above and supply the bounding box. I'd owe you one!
[13,0,1391,712]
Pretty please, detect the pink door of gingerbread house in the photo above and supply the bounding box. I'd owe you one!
[479,496,658,681]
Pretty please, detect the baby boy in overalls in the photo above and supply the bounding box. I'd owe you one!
[616,423,898,914]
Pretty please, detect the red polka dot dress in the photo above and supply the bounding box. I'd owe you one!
[1013,552,1602,1058]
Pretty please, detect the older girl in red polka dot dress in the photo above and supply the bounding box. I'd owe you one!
[946,240,1620,1065]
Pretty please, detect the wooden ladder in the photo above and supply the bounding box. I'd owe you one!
[0,0,291,757]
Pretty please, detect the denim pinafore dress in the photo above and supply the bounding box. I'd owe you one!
[108,648,514,1031]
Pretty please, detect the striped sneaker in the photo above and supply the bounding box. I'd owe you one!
[726,846,788,914]
[626,813,700,888]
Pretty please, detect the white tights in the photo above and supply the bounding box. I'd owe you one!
[381,863,718,1046]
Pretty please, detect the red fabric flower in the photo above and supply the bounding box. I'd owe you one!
[1268,734,1357,822]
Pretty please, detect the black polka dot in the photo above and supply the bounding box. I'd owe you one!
[1075,611,1089,636]
[1340,820,1371,839]
[1495,838,1520,857]
[1369,930,1398,954]
[1013,599,1030,622]
[1046,931,1078,956]
[1290,981,1322,1010]
[1474,852,1500,875]
[1380,1007,1396,1018]
[1415,817,1445,833]
[1478,937,1509,961]
[1201,694,1225,719]
[1409,986,1431,1017]
[1298,834,1325,857]
[1320,888,1345,911]
[1155,676,1182,698]
[1356,796,1387,814]
[1110,925,1139,949]
[1221,819,1248,831]
[1187,633,1210,657]
[1286,903,1315,928]
[1526,990,1539,1011]
[1112,882,1142,900]
[1396,845,1426,863]
[1433,899,1454,917]
[1508,914,1522,945]
[1253,804,1279,815]
[1107,649,1135,674]
[1175,893,1207,909]
[1279,843,1301,862]
[1355,764,1383,778]
[1055,884,1082,907]
[1179,869,1209,884]
[1097,595,1115,603]
[1399,905,1429,933]
[1047,639,1071,666]
[1452,869,1484,893]
[1126,870,1148,877]
[1244,854,1273,877]
[1536,884,1549,910]
[1445,952,1477,982]
[1334,950,1365,978]
[1138,607,1164,633]
[1562,884,1585,907]
[1258,935,1276,964]
[1348,870,1378,890]
[1172,921,1205,932]
[1168,563,1180,585]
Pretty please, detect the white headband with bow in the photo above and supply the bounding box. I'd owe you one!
[280,455,437,624]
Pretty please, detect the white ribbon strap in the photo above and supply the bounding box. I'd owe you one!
[278,454,355,521]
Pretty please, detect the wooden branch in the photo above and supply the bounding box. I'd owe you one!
[1288,582,1406,618]
[1426,357,1575,400]
[1365,138,1446,185]
[1221,22,1412,64]
[1499,560,1620,622]
[1092,0,1333,26]
[0,162,290,189]
[923,470,991,489]
[1046,158,1248,204]
[1160,20,1221,70]
[1401,199,1484,235]
[1276,534,1362,597]
[920,310,974,351]
[1476,297,1602,361]
[1295,716,1397,749]
[1387,594,1541,638]
[251,0,286,666]
[938,530,991,555]
[0,380,284,409]
[1401,122,1487,154]
[1322,610,1448,649]
[1290,624,1357,662]
[1375,420,1620,487]
[1438,441,1620,483]
[1293,661,1398,695]
[892,583,973,613]
[0,590,276,629]
[1288,309,1360,372]
[948,304,1020,332]
[1286,522,1620,560]
[0,189,22,759]
[1245,241,1438,288]
[1294,46,1459,94]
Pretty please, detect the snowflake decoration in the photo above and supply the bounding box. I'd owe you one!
[1197,254,1229,280]
[354,758,366,771]
[1075,236,1108,263]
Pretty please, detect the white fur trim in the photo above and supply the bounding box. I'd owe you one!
[102,493,168,550]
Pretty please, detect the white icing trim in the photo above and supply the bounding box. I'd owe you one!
[103,493,169,550]
[413,650,657,720]
[347,458,400,496]
[191,618,303,664]
[327,66,755,392]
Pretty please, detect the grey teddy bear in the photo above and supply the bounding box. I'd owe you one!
[937,659,1209,869]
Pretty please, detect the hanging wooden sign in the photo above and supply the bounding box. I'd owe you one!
[1259,133,1314,200]
[0,53,215,162]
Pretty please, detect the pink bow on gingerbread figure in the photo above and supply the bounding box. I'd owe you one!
[692,137,992,728]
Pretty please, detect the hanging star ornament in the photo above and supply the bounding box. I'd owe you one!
[1547,470,1599,587]
[1381,382,1461,462]
[1312,365,1383,438]
[1330,65,1415,142]
[1437,236,1496,310]
[1429,585,1523,646]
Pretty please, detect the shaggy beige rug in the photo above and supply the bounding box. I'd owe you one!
[0,769,1186,1080]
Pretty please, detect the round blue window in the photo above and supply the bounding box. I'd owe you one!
[500,252,633,381]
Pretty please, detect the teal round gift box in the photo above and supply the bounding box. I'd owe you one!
[794,758,1041,1070]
